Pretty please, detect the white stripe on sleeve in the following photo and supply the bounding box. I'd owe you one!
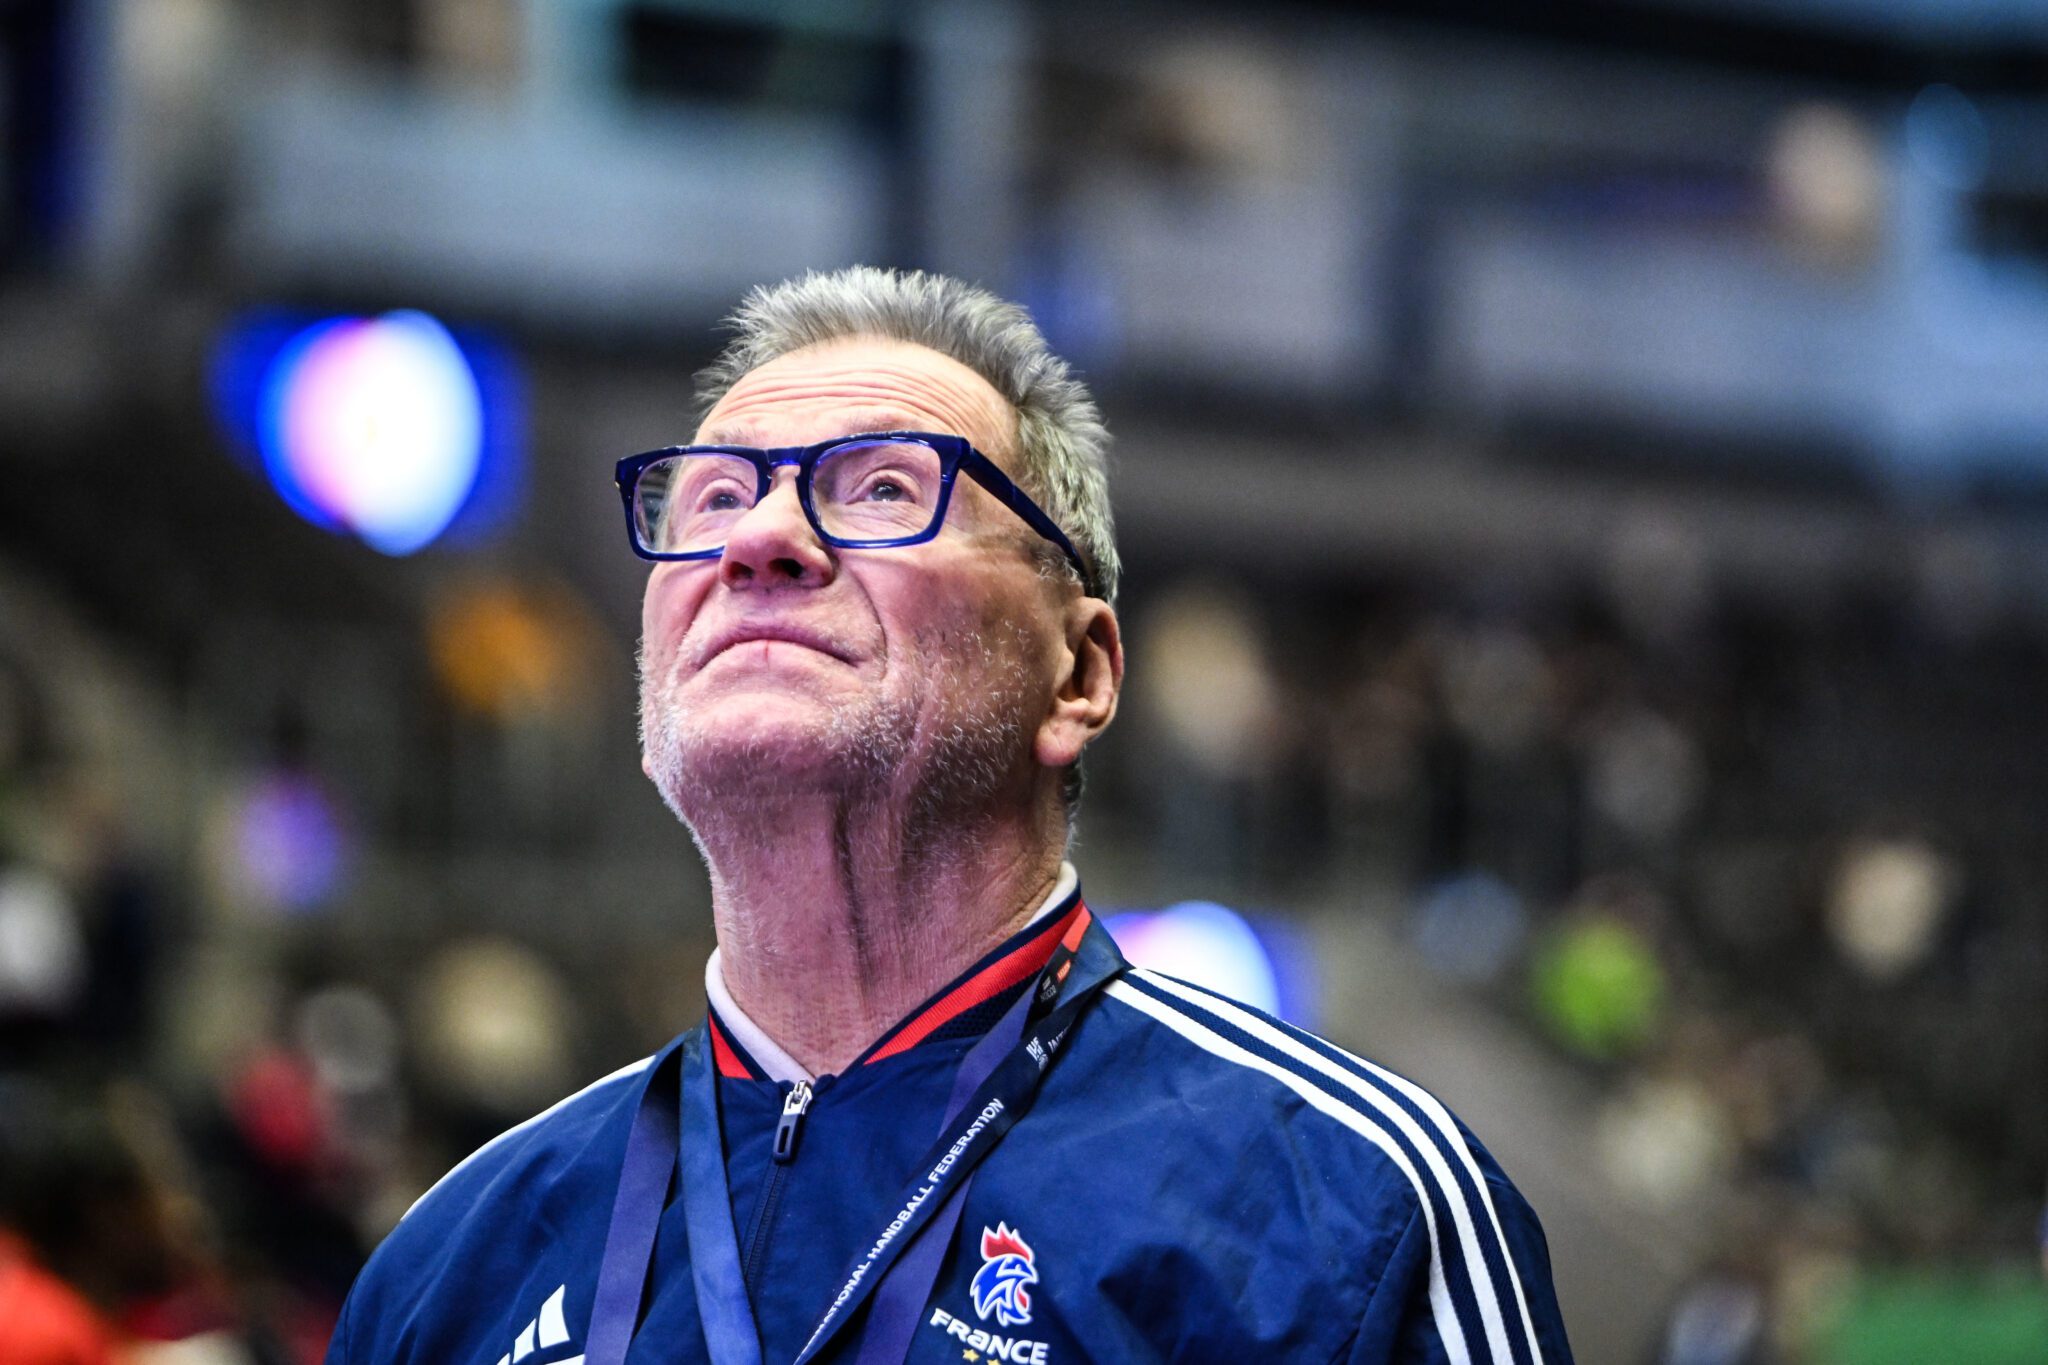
[1132,971,1545,1365]
[1102,980,1476,1365]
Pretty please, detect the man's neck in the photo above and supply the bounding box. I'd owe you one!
[695,796,1067,1077]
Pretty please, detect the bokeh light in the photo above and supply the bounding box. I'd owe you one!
[1106,901,1286,1017]
[227,771,350,914]
[214,309,520,555]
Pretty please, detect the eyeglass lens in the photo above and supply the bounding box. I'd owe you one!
[633,439,946,555]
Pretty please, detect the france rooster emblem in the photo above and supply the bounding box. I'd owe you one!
[971,1223,1038,1327]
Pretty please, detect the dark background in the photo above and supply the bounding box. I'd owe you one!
[4,1,2048,1361]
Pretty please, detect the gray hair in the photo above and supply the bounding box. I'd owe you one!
[692,266,1121,603]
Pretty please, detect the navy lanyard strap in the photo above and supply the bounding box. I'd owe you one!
[839,983,1039,1365]
[584,912,1122,1365]
[583,1037,766,1365]
[585,1042,690,1365]
[683,1033,769,1365]
[789,918,1119,1365]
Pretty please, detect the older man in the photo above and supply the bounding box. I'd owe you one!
[328,269,1573,1365]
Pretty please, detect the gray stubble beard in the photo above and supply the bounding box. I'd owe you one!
[635,621,1039,869]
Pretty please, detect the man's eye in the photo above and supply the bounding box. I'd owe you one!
[692,483,746,513]
[863,478,908,502]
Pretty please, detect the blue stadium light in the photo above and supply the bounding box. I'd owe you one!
[212,309,522,555]
[1105,901,1307,1020]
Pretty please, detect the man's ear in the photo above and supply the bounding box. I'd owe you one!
[1035,598,1123,771]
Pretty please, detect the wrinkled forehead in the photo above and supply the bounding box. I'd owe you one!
[696,338,1020,464]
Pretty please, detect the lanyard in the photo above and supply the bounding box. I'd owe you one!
[584,912,1120,1365]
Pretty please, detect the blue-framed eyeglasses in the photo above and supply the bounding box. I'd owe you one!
[614,431,1093,593]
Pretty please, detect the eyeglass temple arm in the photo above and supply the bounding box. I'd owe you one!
[958,451,1093,593]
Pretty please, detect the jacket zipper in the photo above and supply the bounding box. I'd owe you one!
[740,1078,814,1296]
[773,1079,814,1162]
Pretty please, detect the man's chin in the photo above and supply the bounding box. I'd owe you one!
[699,687,882,749]
[641,696,907,815]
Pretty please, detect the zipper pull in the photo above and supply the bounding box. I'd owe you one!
[773,1079,813,1164]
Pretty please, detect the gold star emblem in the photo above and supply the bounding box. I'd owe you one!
[963,1352,980,1362]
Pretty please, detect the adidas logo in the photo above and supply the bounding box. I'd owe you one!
[493,1285,580,1365]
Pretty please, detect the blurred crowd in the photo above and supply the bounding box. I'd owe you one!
[0,601,639,1365]
[1102,536,2048,1362]
[1,631,346,1364]
[6,527,2048,1363]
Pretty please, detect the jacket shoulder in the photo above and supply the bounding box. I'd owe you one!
[331,1052,657,1364]
[404,1052,655,1228]
[1093,968,1524,1217]
[1097,965,1499,1146]
[1091,970,1570,1363]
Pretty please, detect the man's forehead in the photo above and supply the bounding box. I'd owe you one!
[698,338,1017,456]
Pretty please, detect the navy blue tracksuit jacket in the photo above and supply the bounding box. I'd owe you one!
[327,883,1574,1364]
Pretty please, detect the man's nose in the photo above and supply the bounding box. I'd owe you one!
[718,469,835,590]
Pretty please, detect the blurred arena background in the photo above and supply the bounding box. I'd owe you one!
[4,1,2048,1361]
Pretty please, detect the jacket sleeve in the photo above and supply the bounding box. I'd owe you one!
[1340,1179,1575,1365]
[324,1278,359,1365]
[1343,1205,1448,1365]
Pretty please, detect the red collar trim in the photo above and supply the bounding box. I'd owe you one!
[863,900,1091,1065]
[706,893,1091,1080]
[707,1011,759,1080]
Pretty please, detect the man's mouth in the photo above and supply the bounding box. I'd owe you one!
[693,624,855,669]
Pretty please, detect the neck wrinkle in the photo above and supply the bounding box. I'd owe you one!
[700,785,1071,1077]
